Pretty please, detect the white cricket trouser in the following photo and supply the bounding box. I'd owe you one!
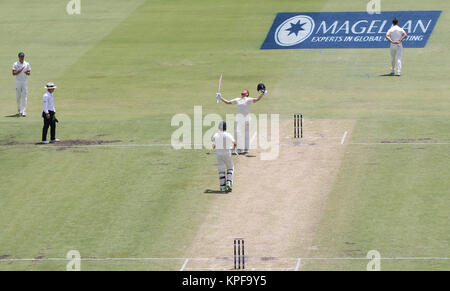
[216,153,234,187]
[235,119,250,153]
[16,81,28,114]
[390,44,403,74]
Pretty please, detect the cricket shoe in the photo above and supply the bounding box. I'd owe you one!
[50,139,61,143]
[40,141,49,144]
[226,181,232,192]
[220,186,227,193]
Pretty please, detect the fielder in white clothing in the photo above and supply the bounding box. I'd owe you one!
[217,89,266,154]
[12,52,31,116]
[212,121,236,193]
[386,18,407,76]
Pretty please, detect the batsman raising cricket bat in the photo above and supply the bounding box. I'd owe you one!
[216,82,267,155]
[216,74,222,104]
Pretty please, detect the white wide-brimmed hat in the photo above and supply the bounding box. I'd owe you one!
[45,82,57,89]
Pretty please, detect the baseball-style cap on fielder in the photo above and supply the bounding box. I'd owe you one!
[18,52,25,57]
[45,82,57,89]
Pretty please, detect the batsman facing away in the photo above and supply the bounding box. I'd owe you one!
[212,121,236,193]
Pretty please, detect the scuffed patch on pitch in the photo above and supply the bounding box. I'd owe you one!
[53,140,122,151]
[183,119,354,271]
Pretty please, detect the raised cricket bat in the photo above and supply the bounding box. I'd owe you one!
[216,74,222,104]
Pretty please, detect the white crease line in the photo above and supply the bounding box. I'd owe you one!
[180,258,189,271]
[0,257,186,262]
[350,142,450,145]
[2,142,450,150]
[341,131,348,145]
[254,257,450,262]
[3,139,450,149]
[0,144,199,149]
[0,143,172,148]
[295,258,302,271]
[1,257,448,263]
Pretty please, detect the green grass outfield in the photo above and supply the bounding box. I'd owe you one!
[0,0,449,270]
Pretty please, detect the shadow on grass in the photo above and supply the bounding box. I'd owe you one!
[379,73,399,77]
[4,114,20,117]
[204,189,228,195]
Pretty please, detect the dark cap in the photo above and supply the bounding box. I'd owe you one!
[219,121,227,131]
[18,52,25,58]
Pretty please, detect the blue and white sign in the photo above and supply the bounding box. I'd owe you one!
[261,11,441,49]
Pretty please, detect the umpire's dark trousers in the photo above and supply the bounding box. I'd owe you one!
[42,111,56,141]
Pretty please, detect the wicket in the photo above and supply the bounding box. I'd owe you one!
[294,114,303,138]
[233,238,245,269]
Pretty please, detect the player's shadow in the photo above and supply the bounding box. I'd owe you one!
[4,114,20,117]
[204,189,228,195]
[379,73,397,77]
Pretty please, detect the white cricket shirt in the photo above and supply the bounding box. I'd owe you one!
[387,25,406,45]
[230,97,256,120]
[43,91,55,113]
[12,61,31,82]
[212,131,235,155]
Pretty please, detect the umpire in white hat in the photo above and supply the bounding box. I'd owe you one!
[41,82,60,144]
